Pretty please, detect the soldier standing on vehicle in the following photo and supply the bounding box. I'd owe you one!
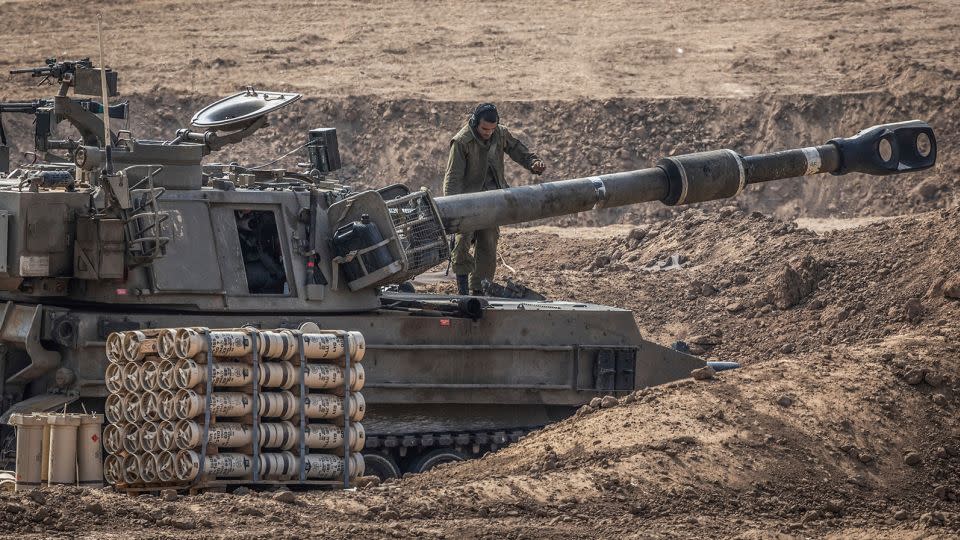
[442,103,546,295]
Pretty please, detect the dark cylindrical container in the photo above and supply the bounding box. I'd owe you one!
[332,214,393,283]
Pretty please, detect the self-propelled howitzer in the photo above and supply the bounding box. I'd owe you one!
[0,60,938,478]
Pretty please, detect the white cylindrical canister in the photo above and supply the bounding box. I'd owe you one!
[76,413,104,488]
[175,451,252,482]
[139,360,161,392]
[122,330,159,363]
[175,390,249,419]
[302,393,366,421]
[105,332,125,364]
[175,359,295,390]
[138,421,160,453]
[157,359,177,391]
[299,330,365,362]
[174,390,298,420]
[121,423,141,455]
[47,414,81,485]
[103,454,123,485]
[105,393,124,424]
[155,450,176,482]
[104,363,124,394]
[157,420,177,451]
[301,452,365,480]
[139,452,159,484]
[156,389,177,421]
[174,420,298,450]
[121,392,142,423]
[121,362,141,394]
[102,423,124,456]
[157,328,179,360]
[175,420,251,450]
[9,413,45,490]
[302,422,366,452]
[302,363,365,391]
[121,453,142,485]
[139,391,161,422]
[175,329,252,359]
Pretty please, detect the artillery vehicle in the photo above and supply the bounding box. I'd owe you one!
[0,59,937,479]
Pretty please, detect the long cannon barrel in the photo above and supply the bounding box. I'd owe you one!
[434,120,936,233]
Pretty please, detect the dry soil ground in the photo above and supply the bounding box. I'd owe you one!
[1,0,959,538]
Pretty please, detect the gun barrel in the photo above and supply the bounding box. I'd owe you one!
[434,120,935,233]
[0,102,40,113]
[9,67,48,75]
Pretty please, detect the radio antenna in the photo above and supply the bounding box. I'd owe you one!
[97,13,113,172]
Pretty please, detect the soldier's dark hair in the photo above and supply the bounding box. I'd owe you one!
[470,103,499,127]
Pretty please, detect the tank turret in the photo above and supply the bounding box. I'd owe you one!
[0,58,940,478]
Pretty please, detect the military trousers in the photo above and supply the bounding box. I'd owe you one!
[451,227,500,292]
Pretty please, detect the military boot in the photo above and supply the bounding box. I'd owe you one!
[456,274,469,295]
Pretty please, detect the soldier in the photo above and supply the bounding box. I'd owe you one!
[442,103,546,295]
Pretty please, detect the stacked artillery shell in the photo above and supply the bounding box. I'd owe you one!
[102,327,366,489]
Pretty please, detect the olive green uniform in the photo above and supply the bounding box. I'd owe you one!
[442,122,541,291]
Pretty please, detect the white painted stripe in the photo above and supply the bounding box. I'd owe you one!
[801,147,822,175]
[725,149,746,195]
[675,160,689,205]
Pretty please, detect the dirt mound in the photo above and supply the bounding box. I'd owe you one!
[7,204,960,537]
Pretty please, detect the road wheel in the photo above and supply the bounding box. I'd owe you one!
[411,449,467,473]
[363,453,401,481]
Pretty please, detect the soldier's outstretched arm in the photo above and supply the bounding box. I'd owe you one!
[442,140,468,196]
[503,127,544,174]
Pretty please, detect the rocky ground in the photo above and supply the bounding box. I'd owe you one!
[1,0,959,538]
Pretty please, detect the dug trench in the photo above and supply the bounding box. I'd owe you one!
[0,90,958,537]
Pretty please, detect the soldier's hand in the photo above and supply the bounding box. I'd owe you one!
[531,160,546,175]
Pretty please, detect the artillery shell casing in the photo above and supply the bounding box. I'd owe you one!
[105,393,124,423]
[121,422,141,455]
[301,452,365,480]
[157,359,177,391]
[103,454,123,485]
[105,332,125,364]
[139,390,161,422]
[122,330,159,363]
[302,422,366,451]
[175,359,297,389]
[174,390,298,419]
[138,420,161,453]
[121,362,142,393]
[138,360,161,392]
[155,450,176,482]
[302,363,365,391]
[175,451,253,481]
[102,423,124,456]
[121,392,142,423]
[104,363,124,394]
[302,393,366,421]
[121,453,142,485]
[139,452,160,484]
